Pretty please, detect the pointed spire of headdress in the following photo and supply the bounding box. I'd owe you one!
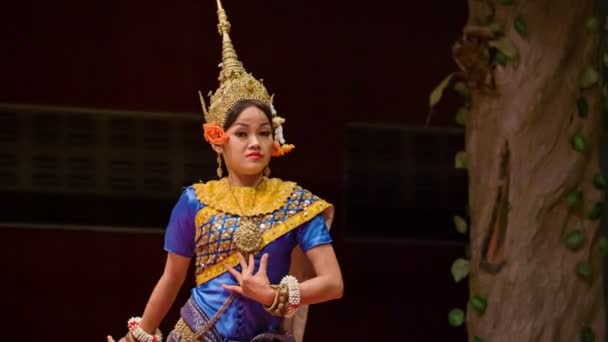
[216,0,245,81]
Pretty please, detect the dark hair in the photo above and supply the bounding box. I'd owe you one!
[223,99,273,130]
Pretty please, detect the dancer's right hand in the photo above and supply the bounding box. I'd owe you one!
[106,335,126,342]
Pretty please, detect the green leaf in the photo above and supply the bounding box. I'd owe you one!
[565,191,583,209]
[603,53,608,68]
[571,134,588,153]
[593,174,608,190]
[600,237,608,256]
[586,17,600,30]
[448,308,465,327]
[564,230,585,251]
[470,295,487,315]
[514,16,527,36]
[472,337,483,342]
[451,258,470,283]
[581,326,595,342]
[579,67,599,89]
[455,151,468,169]
[453,215,468,234]
[489,37,518,59]
[430,73,455,110]
[494,51,509,66]
[588,202,603,220]
[497,0,513,5]
[577,97,589,118]
[576,261,592,281]
[453,82,471,98]
[455,107,468,126]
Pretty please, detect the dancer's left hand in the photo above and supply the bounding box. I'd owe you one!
[223,253,275,306]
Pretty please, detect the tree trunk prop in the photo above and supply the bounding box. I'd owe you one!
[445,0,607,340]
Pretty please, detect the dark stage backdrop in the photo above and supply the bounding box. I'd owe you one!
[0,0,466,220]
[0,0,470,341]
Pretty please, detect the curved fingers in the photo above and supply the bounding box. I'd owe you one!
[256,253,269,276]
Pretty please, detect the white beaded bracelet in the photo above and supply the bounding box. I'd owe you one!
[127,317,163,342]
[280,275,301,318]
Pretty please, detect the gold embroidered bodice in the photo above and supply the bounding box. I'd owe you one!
[191,177,332,285]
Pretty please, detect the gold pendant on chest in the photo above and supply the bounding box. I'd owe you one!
[233,217,263,256]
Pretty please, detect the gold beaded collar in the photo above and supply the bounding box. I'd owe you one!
[193,177,297,216]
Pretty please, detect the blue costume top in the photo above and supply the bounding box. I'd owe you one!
[163,177,333,341]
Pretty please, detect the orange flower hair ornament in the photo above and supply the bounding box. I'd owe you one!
[272,141,295,157]
[202,123,229,145]
[269,107,295,157]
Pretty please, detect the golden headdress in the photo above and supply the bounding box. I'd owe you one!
[200,0,294,156]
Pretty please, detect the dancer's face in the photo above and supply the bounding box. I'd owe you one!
[215,105,273,176]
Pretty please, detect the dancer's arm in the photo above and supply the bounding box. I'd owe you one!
[298,243,343,304]
[107,252,190,342]
[138,252,191,333]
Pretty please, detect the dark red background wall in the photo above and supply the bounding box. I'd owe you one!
[0,0,469,340]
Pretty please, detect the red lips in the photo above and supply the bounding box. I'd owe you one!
[246,152,262,158]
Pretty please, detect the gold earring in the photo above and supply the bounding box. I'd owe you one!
[264,165,271,177]
[216,154,223,178]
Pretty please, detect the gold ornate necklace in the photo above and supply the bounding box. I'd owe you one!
[229,179,263,257]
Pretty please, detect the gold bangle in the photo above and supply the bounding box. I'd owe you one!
[264,283,289,316]
[264,285,280,312]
